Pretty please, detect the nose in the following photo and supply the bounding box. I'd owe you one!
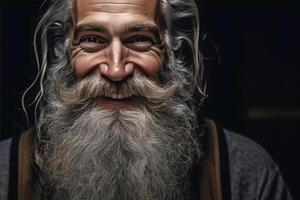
[100,39,134,81]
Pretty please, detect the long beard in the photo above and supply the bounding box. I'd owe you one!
[35,73,200,200]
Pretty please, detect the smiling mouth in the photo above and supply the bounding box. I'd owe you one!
[97,93,138,109]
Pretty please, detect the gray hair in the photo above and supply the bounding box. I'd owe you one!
[23,0,205,124]
[29,1,205,198]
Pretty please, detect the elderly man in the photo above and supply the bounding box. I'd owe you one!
[0,0,293,199]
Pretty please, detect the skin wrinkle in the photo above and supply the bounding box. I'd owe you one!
[33,0,204,198]
[70,44,163,78]
[71,0,163,82]
[82,4,145,13]
[74,1,155,19]
[71,24,161,47]
[71,23,161,49]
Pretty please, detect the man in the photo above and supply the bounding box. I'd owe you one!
[0,0,293,199]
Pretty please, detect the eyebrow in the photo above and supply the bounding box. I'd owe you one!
[127,24,161,39]
[73,24,107,40]
[73,23,161,40]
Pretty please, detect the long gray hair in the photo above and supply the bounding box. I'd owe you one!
[23,0,205,125]
[28,1,205,198]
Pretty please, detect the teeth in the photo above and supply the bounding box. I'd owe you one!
[117,93,122,99]
[112,93,118,99]
[103,93,133,99]
[123,90,129,98]
[104,91,109,98]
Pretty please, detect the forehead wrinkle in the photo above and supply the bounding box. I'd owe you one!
[81,3,146,8]
[77,0,146,5]
[75,0,157,16]
[79,6,147,16]
[76,0,146,11]
[86,2,145,6]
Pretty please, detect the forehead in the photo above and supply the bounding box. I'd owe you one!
[73,0,159,24]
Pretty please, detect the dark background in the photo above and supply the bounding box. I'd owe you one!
[1,0,299,199]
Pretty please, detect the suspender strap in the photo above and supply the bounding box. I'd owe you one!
[199,119,223,200]
[218,128,232,200]
[18,129,34,200]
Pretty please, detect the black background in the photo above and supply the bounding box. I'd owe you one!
[1,0,299,198]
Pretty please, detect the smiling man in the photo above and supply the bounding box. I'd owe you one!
[67,0,167,109]
[0,0,293,199]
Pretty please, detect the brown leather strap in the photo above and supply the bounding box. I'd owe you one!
[199,119,223,200]
[18,129,34,200]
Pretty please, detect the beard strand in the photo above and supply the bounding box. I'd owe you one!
[35,73,200,200]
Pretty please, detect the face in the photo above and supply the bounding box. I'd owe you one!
[69,0,163,108]
[70,0,163,108]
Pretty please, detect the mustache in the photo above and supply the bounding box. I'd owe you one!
[55,73,177,107]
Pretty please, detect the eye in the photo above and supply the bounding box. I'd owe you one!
[126,35,155,51]
[130,36,153,43]
[79,36,107,52]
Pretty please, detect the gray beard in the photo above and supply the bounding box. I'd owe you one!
[35,99,200,200]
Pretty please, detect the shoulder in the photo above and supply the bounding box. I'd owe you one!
[0,130,34,200]
[0,137,13,160]
[0,138,13,200]
[223,129,293,200]
[0,138,13,178]
[224,129,277,174]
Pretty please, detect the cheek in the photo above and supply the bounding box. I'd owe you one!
[70,47,163,78]
[138,55,161,76]
[130,49,163,77]
[71,51,105,77]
